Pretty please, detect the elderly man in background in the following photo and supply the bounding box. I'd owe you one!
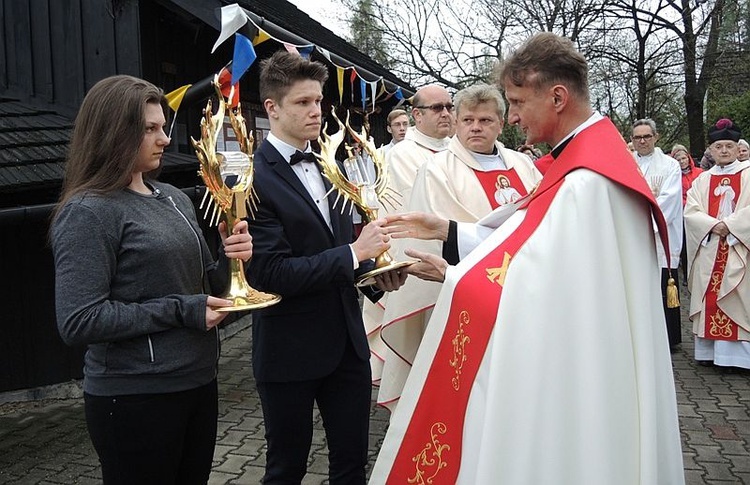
[632,118,683,353]
[385,84,453,209]
[363,85,453,353]
[685,118,750,370]
[369,83,541,413]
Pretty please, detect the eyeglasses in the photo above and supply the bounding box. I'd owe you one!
[631,134,654,141]
[416,103,455,113]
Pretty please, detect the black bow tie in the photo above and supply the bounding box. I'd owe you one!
[290,150,317,166]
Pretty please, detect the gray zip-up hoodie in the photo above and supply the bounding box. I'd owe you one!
[52,182,226,396]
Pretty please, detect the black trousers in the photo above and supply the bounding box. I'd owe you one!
[680,225,689,281]
[661,268,682,349]
[84,379,218,485]
[256,339,371,485]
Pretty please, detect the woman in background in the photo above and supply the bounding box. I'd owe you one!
[671,143,702,283]
[738,139,749,161]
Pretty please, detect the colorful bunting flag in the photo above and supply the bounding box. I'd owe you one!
[165,84,192,112]
[207,3,412,115]
[350,69,358,102]
[298,45,314,59]
[253,30,271,46]
[369,80,378,111]
[317,47,332,62]
[231,33,256,85]
[360,79,366,110]
[377,83,387,99]
[284,43,299,55]
[337,67,345,104]
[218,66,240,107]
[212,4,248,53]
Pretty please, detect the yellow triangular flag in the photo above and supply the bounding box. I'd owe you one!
[377,82,386,99]
[337,67,345,104]
[253,30,270,46]
[165,84,192,112]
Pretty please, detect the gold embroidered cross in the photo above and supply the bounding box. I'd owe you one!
[486,252,512,286]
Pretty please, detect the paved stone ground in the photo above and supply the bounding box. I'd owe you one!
[1,286,749,484]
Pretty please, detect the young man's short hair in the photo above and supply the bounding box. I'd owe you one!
[259,51,329,105]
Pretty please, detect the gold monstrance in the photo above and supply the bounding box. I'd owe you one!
[191,80,281,312]
[317,111,414,287]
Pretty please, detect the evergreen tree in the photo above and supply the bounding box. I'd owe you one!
[348,0,392,69]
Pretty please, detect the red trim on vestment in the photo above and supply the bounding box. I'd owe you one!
[383,118,667,483]
[385,180,563,484]
[702,172,744,340]
[522,118,671,265]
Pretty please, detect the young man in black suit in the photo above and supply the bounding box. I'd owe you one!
[246,51,407,484]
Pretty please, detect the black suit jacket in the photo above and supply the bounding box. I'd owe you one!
[247,140,380,382]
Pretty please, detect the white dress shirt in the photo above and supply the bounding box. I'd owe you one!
[265,133,359,268]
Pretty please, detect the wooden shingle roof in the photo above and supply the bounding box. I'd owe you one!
[0,100,71,193]
[0,99,200,203]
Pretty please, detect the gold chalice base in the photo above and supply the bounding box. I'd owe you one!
[355,260,415,288]
[214,291,282,312]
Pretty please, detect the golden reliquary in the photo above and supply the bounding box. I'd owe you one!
[316,110,414,287]
[191,79,281,311]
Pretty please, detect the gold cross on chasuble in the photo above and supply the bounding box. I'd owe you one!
[486,252,512,286]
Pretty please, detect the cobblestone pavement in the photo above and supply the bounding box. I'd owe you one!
[1,287,749,484]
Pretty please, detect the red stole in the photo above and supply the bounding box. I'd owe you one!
[384,118,667,483]
[703,172,744,340]
[472,168,528,210]
[534,153,554,174]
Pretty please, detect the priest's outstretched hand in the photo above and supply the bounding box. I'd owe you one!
[402,248,448,283]
[384,211,449,242]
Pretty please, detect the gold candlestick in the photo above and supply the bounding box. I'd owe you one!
[191,80,281,311]
[316,110,414,287]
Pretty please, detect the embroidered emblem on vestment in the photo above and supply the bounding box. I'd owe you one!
[486,252,512,286]
[449,311,470,391]
[409,422,450,484]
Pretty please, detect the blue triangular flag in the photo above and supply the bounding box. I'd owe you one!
[231,33,257,85]
[360,79,367,109]
[299,45,314,59]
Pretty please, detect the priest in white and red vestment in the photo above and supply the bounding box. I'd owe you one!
[384,85,453,211]
[364,85,452,373]
[369,84,541,413]
[370,33,684,485]
[685,118,750,369]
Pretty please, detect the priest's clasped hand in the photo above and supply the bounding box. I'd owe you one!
[711,221,730,238]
